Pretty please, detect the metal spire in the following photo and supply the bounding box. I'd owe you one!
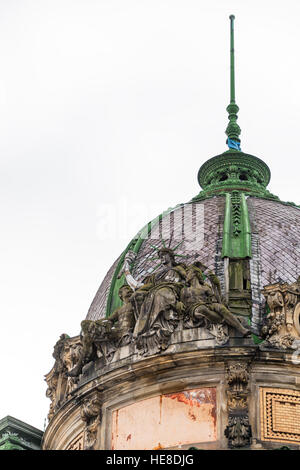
[229,14,236,104]
[226,15,241,150]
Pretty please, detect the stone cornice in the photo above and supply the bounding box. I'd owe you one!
[43,336,300,449]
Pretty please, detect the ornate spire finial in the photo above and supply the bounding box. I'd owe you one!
[226,14,241,150]
[194,15,275,202]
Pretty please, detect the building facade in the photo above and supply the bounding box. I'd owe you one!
[42,16,300,450]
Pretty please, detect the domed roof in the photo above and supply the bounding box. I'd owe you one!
[86,196,226,321]
[86,193,300,325]
[85,15,300,326]
[85,12,300,331]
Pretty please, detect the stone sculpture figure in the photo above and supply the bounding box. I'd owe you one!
[45,334,82,421]
[126,248,187,354]
[66,247,254,379]
[181,265,251,337]
[69,285,135,376]
[52,333,70,375]
[45,374,59,422]
[68,320,109,377]
[104,285,136,347]
[121,247,252,353]
[261,280,300,349]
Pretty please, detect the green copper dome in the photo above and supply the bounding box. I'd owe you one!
[85,15,298,324]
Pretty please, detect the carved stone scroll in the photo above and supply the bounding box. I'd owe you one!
[80,393,102,450]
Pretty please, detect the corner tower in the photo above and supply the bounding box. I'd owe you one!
[43,16,300,451]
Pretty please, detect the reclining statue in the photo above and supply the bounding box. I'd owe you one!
[181,265,251,336]
[68,285,135,377]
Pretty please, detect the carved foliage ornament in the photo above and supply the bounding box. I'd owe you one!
[224,363,252,449]
[225,414,252,448]
[226,363,249,392]
[80,394,102,450]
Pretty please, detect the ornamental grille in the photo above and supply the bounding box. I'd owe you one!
[260,387,300,443]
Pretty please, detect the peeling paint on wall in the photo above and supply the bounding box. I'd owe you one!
[164,388,216,407]
[111,387,217,450]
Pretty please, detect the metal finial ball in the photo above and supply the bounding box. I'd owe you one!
[229,14,235,20]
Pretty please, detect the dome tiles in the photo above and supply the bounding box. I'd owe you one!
[86,195,300,335]
[86,196,226,321]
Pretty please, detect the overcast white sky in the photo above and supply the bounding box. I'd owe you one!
[1,0,300,431]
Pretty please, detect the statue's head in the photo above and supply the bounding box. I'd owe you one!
[158,247,175,266]
[81,320,97,336]
[186,265,205,284]
[118,285,133,302]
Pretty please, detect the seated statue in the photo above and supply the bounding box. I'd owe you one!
[181,265,251,336]
[106,285,136,346]
[68,285,135,377]
[124,247,186,354]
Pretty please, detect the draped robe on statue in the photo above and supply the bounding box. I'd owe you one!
[132,264,186,341]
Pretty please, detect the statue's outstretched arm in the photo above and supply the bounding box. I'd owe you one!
[118,250,144,291]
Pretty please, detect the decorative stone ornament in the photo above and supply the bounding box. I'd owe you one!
[226,362,249,391]
[224,363,252,448]
[80,394,102,450]
[45,334,82,421]
[260,279,300,349]
[225,414,252,448]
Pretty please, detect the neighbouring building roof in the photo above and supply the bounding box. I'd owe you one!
[0,416,43,450]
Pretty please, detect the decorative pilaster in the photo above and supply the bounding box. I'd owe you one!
[80,393,102,450]
[224,362,252,448]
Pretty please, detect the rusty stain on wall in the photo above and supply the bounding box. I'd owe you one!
[164,388,216,407]
[111,387,217,450]
[111,409,119,450]
[159,395,162,425]
[153,442,163,450]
